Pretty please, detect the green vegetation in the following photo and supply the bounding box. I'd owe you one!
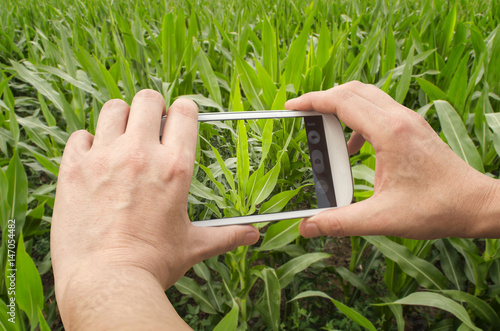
[1,0,499,329]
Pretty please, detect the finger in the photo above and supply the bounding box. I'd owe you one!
[285,86,386,142]
[126,89,166,141]
[60,130,94,172]
[299,197,392,237]
[342,81,404,113]
[161,98,199,155]
[191,225,260,261]
[93,99,130,146]
[347,131,366,155]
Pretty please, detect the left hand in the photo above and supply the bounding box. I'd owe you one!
[51,90,259,304]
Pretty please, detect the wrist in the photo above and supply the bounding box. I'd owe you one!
[55,264,188,330]
[472,176,500,238]
[56,265,155,328]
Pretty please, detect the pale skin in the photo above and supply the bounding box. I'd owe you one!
[52,82,500,330]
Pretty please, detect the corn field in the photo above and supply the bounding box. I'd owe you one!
[1,0,500,330]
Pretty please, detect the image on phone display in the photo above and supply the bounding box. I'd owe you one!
[188,115,337,223]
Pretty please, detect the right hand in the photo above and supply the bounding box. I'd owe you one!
[285,81,500,239]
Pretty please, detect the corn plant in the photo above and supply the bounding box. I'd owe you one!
[1,0,500,330]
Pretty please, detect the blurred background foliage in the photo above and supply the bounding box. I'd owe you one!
[0,0,499,329]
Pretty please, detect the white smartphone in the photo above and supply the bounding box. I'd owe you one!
[161,110,352,227]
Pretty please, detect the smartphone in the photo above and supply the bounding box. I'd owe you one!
[162,110,352,227]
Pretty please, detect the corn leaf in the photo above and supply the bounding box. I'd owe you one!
[277,252,330,288]
[364,236,449,290]
[290,291,377,331]
[434,100,484,172]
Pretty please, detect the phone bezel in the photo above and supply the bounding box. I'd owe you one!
[167,110,353,227]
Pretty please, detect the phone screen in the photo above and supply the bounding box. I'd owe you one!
[188,115,337,222]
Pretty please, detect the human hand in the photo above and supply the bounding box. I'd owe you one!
[285,81,500,239]
[51,90,259,329]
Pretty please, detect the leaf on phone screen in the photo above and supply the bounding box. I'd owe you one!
[251,162,281,206]
[237,120,249,203]
[258,219,301,251]
[259,185,308,214]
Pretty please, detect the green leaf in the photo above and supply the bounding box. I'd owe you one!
[6,150,28,228]
[352,164,375,185]
[234,54,265,111]
[440,290,500,326]
[262,14,278,81]
[96,58,122,100]
[416,77,447,101]
[9,61,81,132]
[256,268,280,331]
[395,45,414,103]
[0,298,21,330]
[193,262,223,312]
[258,219,301,251]
[364,236,449,290]
[213,300,239,331]
[388,292,481,331]
[485,113,500,156]
[250,162,281,206]
[435,238,467,291]
[303,65,322,93]
[447,55,469,115]
[290,291,377,331]
[174,276,217,314]
[383,26,396,75]
[277,252,330,288]
[162,13,175,81]
[284,11,314,92]
[255,60,276,108]
[37,310,51,331]
[195,45,222,106]
[236,120,249,204]
[316,20,332,69]
[182,94,225,112]
[259,186,305,215]
[440,6,457,52]
[16,232,45,329]
[335,266,377,297]
[434,100,484,172]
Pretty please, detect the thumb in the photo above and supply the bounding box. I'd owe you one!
[299,198,387,237]
[191,225,259,261]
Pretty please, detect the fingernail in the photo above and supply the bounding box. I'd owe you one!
[303,221,320,237]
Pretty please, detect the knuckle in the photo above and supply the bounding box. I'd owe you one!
[102,98,129,111]
[387,115,410,137]
[123,147,150,174]
[333,86,356,105]
[135,89,164,101]
[67,129,92,145]
[163,154,191,181]
[169,98,199,119]
[325,218,345,237]
[344,80,365,90]
[223,230,239,252]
